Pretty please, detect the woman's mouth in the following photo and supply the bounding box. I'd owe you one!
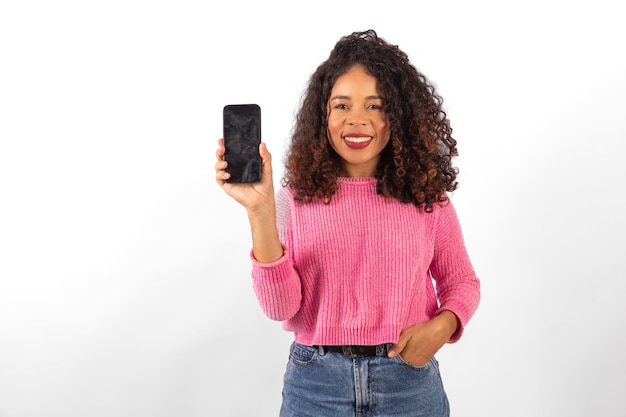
[344,135,373,149]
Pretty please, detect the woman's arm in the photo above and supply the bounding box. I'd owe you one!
[215,139,283,263]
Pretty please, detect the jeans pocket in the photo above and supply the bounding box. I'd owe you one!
[288,342,319,366]
[393,353,432,369]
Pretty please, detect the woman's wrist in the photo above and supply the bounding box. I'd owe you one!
[248,203,283,263]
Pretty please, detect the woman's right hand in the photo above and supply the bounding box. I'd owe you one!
[215,138,276,214]
[215,138,284,263]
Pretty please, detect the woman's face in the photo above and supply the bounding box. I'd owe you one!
[327,65,391,177]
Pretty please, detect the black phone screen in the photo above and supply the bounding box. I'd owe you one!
[223,104,261,183]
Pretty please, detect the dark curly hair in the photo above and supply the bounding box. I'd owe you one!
[282,29,459,212]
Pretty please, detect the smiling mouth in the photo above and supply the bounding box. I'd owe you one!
[343,136,373,149]
[344,136,373,144]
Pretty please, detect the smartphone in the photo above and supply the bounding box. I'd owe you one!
[222,104,262,183]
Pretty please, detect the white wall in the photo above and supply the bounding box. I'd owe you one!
[1,1,625,416]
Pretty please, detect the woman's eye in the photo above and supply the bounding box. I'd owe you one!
[334,103,349,110]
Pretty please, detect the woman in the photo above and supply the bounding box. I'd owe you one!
[215,29,480,417]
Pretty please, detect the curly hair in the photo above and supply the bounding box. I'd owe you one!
[282,29,459,212]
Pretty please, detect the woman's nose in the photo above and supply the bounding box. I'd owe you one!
[347,108,366,125]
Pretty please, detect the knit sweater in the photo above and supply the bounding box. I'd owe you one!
[250,177,480,346]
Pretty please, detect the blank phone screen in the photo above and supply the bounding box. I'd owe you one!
[223,104,261,183]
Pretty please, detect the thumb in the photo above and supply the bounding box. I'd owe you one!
[259,142,271,163]
[388,334,409,358]
[259,142,273,175]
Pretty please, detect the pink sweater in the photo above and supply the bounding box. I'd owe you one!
[250,177,480,346]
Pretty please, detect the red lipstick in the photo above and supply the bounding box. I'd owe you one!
[343,134,373,150]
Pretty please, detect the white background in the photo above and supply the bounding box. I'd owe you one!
[1,1,625,416]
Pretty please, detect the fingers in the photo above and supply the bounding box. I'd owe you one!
[388,321,447,366]
[388,332,409,358]
[215,138,225,160]
[389,333,428,366]
[215,138,230,183]
[215,139,272,185]
[215,161,230,183]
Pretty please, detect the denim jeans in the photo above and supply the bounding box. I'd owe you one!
[280,342,450,417]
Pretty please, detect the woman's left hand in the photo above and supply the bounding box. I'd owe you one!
[387,310,459,367]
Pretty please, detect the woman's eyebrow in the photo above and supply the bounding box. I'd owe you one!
[329,95,384,101]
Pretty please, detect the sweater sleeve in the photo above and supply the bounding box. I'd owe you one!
[430,200,481,343]
[250,186,302,321]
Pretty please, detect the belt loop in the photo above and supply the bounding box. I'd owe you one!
[318,345,325,356]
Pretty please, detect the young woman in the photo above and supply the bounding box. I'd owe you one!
[215,29,480,417]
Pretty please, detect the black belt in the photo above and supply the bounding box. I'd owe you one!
[318,344,389,359]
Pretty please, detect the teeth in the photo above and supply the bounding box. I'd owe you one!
[344,136,372,143]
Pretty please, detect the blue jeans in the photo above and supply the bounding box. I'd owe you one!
[280,342,450,417]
